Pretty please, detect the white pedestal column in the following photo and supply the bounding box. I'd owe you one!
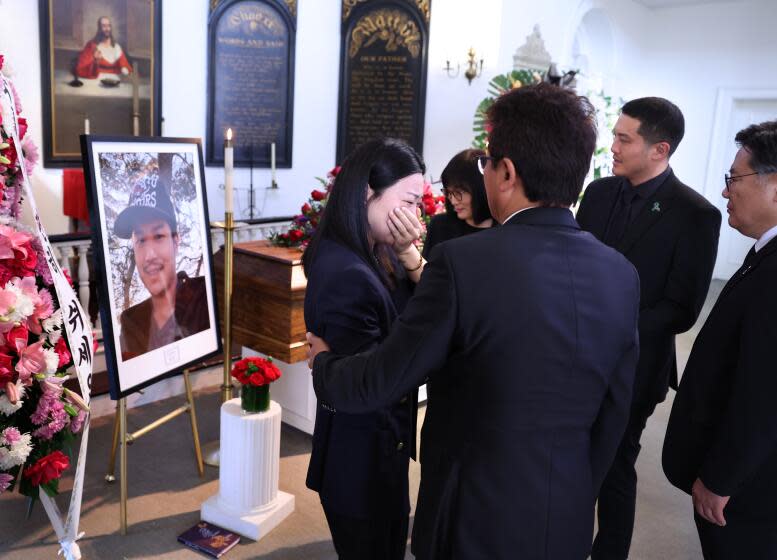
[201,399,294,540]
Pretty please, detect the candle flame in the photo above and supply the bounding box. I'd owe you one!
[226,128,233,141]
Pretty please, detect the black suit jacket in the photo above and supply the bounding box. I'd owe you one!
[303,237,417,520]
[576,171,721,408]
[663,236,777,522]
[313,208,641,559]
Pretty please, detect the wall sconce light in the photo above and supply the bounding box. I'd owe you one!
[444,47,484,85]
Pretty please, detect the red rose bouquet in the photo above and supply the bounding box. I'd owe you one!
[269,166,339,249]
[231,356,282,413]
[230,356,282,387]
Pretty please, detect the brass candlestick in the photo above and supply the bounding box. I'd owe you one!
[221,211,235,403]
[203,213,235,467]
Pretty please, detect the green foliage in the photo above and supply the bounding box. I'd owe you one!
[472,69,545,149]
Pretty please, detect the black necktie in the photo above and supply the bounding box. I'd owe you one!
[604,187,637,247]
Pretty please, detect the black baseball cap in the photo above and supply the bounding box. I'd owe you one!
[114,174,178,239]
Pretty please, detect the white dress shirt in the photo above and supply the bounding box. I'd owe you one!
[755,223,777,252]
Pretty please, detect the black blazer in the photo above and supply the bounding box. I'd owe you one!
[422,212,494,259]
[663,236,777,522]
[313,208,641,559]
[303,237,417,520]
[576,171,721,407]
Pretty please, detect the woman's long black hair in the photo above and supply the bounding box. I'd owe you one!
[302,138,425,287]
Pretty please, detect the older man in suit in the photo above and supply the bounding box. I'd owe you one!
[307,83,641,559]
[663,120,777,559]
[576,97,721,560]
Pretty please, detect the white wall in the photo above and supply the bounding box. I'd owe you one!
[629,0,777,198]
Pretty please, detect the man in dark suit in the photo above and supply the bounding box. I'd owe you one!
[576,97,721,560]
[307,83,641,559]
[663,120,777,559]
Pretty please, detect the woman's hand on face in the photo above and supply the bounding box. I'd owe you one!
[388,207,423,254]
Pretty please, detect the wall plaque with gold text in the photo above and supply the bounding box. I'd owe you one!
[337,1,430,162]
[207,0,296,167]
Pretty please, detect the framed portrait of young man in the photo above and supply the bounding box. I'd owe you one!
[81,136,221,399]
[39,0,162,167]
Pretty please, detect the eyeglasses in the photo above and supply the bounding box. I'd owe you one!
[476,155,499,175]
[442,187,464,202]
[725,171,759,190]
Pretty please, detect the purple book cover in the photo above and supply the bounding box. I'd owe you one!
[177,521,240,558]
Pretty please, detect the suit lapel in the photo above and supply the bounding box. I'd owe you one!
[718,236,777,301]
[588,180,621,240]
[616,174,677,255]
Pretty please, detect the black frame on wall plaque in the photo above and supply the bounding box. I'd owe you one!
[206,0,296,168]
[336,0,430,163]
[39,0,163,168]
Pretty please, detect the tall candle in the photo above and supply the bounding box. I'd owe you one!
[225,128,234,214]
[132,63,140,136]
[84,116,90,135]
[270,142,276,184]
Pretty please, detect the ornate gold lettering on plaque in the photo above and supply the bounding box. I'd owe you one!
[344,0,430,24]
[349,10,421,58]
[227,5,284,36]
[343,0,370,21]
[285,0,297,18]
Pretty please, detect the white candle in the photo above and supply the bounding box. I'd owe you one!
[84,117,90,135]
[225,128,234,214]
[270,142,276,184]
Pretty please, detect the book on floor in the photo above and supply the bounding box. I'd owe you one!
[177,521,240,558]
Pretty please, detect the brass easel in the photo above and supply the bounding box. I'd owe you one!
[104,368,204,534]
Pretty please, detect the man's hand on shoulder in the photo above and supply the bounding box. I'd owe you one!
[306,332,330,370]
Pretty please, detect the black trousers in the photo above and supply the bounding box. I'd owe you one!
[695,514,777,559]
[591,394,660,560]
[323,504,409,560]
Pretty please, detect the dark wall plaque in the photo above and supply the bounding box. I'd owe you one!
[207,0,296,167]
[337,0,430,162]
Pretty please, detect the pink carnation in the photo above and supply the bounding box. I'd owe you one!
[0,472,12,493]
[70,409,87,434]
[31,390,68,440]
[0,426,21,446]
[21,136,38,176]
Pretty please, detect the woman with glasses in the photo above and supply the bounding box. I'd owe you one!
[423,148,495,260]
[302,138,425,560]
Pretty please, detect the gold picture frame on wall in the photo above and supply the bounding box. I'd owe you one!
[39,0,162,167]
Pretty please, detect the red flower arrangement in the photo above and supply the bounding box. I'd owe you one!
[0,56,87,501]
[268,167,339,249]
[23,450,69,488]
[421,183,445,225]
[230,356,282,387]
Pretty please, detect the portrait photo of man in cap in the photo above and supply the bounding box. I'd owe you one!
[114,173,210,361]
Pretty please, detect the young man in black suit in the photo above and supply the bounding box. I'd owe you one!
[307,84,641,559]
[663,120,777,559]
[575,97,722,559]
